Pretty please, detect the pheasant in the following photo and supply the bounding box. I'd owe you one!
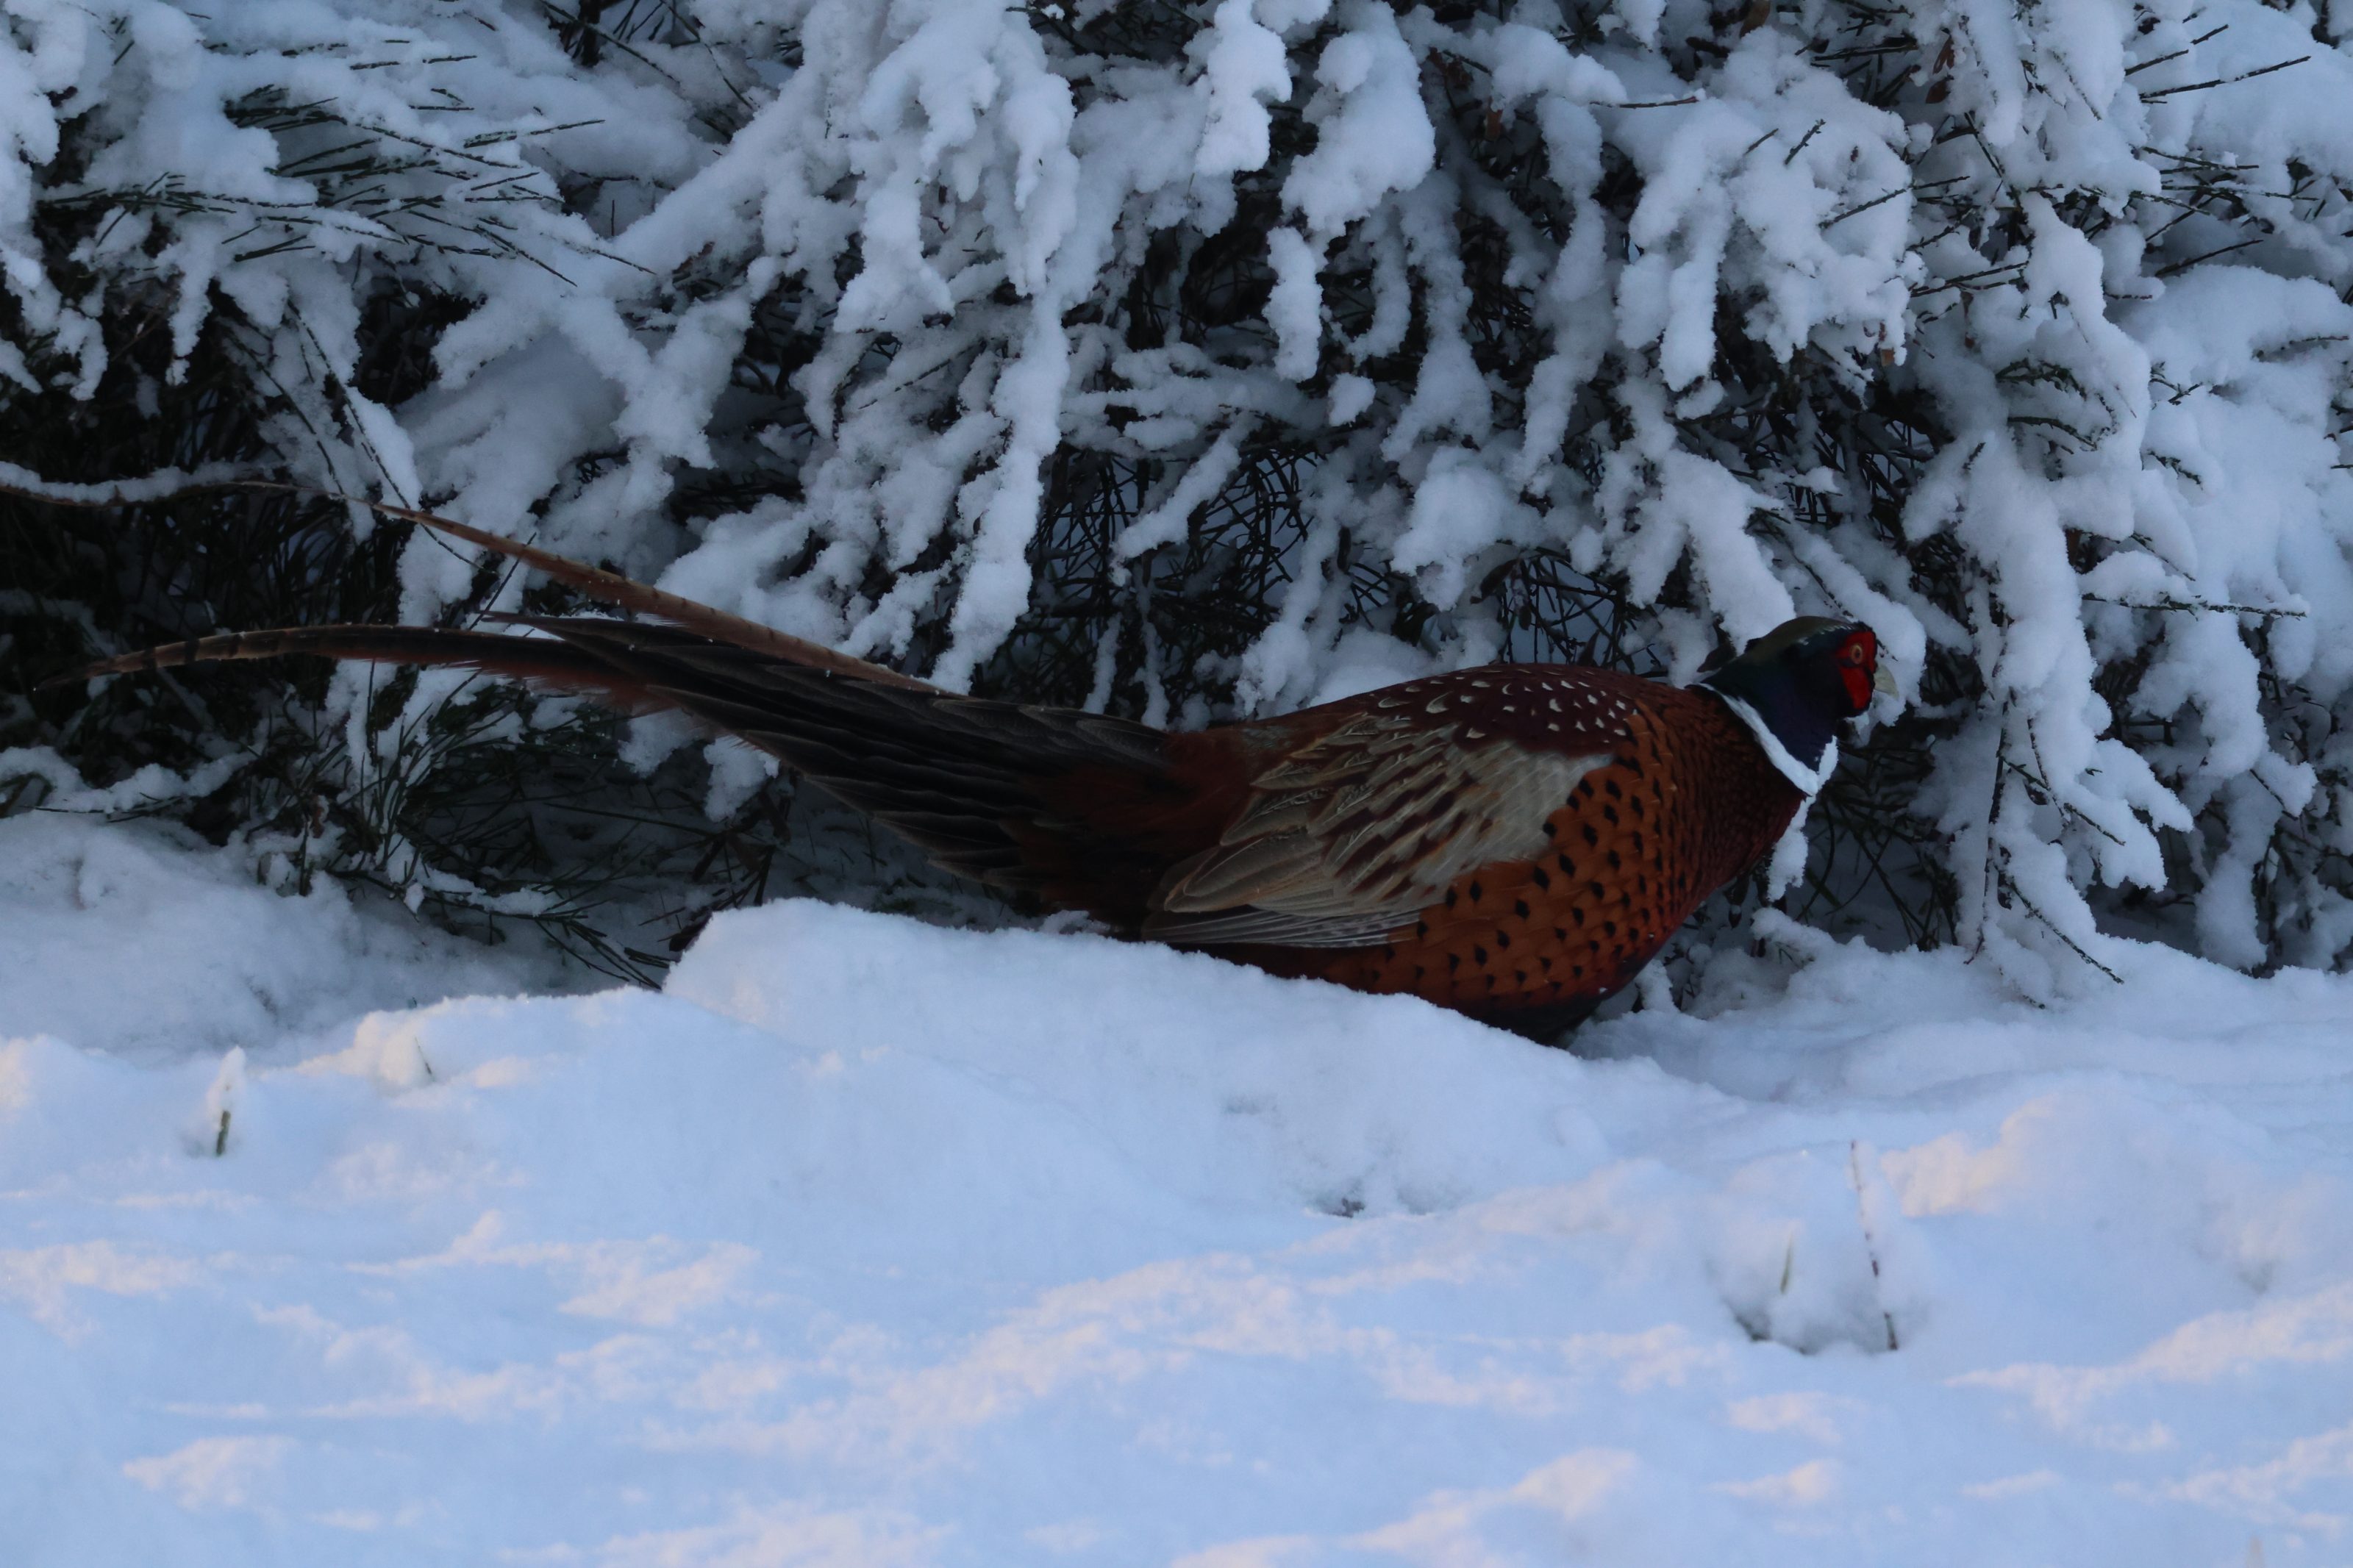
[58,505,1894,1034]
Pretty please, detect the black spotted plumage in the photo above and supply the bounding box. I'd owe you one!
[1278,667,1806,1032]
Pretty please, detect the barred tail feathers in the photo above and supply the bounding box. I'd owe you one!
[503,619,1238,923]
[53,624,663,703]
[57,616,1237,927]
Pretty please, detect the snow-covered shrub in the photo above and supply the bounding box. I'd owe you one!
[4,0,2351,984]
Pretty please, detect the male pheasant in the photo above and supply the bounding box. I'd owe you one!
[60,512,1894,1034]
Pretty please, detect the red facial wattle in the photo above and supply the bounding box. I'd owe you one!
[1837,631,1878,713]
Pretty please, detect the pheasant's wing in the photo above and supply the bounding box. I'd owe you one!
[1144,677,1630,950]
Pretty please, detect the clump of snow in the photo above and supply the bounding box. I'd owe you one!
[3,815,2347,1563]
[0,814,575,1066]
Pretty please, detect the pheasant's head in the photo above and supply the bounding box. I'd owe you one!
[1699,617,1899,795]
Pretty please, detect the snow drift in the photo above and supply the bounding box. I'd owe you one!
[3,814,2348,1564]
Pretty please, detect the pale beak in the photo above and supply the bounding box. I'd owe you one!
[1873,665,1900,701]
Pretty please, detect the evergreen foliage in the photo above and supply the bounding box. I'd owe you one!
[4,0,2350,987]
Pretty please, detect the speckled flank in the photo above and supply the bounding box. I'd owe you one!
[1298,669,1804,1022]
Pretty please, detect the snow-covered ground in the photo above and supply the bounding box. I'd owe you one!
[3,812,2347,1567]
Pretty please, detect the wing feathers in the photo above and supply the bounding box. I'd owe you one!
[1146,706,1616,950]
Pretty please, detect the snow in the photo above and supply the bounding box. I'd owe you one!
[6,813,2349,1564]
[1282,4,1435,245]
[0,815,576,1066]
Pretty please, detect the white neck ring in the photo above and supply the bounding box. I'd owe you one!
[1708,690,1836,795]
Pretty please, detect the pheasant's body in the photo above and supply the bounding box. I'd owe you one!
[1228,671,1802,1029]
[60,509,1886,1036]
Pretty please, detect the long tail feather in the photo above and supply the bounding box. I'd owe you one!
[504,617,1202,913]
[49,612,1233,926]
[13,467,1238,925]
[324,495,938,692]
[49,624,668,707]
[0,469,938,692]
